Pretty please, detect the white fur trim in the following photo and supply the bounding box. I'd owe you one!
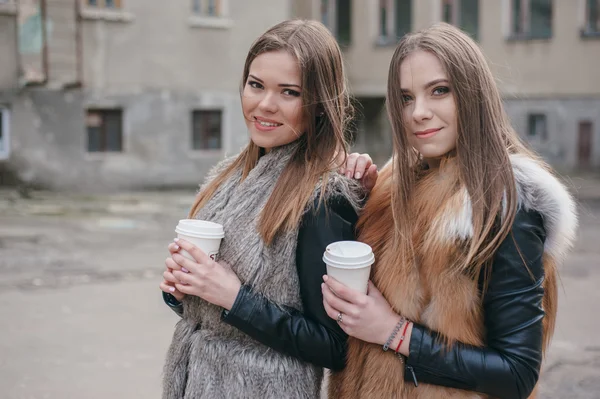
[436,155,577,263]
[510,154,578,262]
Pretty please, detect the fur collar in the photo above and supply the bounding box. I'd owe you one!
[511,154,578,262]
[438,154,577,263]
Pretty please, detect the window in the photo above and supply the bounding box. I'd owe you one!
[0,0,17,16]
[321,0,352,46]
[510,0,552,39]
[192,0,225,17]
[442,0,479,40]
[584,0,600,35]
[189,0,231,28]
[378,0,412,45]
[86,0,121,8]
[527,114,548,141]
[86,109,123,152]
[80,0,133,22]
[0,107,10,160]
[192,110,222,150]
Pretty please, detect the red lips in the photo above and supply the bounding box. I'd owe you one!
[414,128,442,138]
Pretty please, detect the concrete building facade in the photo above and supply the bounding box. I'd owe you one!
[299,0,600,169]
[0,0,291,189]
[1,0,598,189]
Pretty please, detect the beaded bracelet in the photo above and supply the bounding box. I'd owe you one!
[383,316,406,351]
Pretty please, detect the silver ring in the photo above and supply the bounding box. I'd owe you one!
[336,312,343,323]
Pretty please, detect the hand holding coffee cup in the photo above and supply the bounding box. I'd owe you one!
[323,241,374,294]
[163,219,241,310]
[322,242,406,346]
[160,220,225,301]
[168,237,242,311]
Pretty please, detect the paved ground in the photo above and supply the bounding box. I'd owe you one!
[0,175,599,399]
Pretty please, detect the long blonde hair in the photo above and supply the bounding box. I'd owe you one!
[386,23,547,285]
[189,20,353,245]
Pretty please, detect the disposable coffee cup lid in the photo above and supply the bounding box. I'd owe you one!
[323,241,374,269]
[175,219,224,239]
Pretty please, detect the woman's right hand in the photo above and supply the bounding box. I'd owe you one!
[159,242,186,301]
[340,153,378,192]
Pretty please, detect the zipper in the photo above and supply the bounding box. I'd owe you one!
[406,365,418,387]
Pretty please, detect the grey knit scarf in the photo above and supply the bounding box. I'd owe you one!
[162,143,361,399]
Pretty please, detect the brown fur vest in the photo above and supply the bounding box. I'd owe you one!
[328,155,577,399]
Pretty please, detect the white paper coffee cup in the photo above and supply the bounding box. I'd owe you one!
[323,241,374,294]
[174,219,224,261]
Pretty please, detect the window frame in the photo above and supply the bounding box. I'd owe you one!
[79,0,133,22]
[441,0,479,40]
[582,0,600,38]
[376,0,412,46]
[443,0,460,26]
[191,109,223,151]
[192,0,223,17]
[320,0,352,47]
[85,0,122,9]
[86,108,124,153]
[0,0,17,16]
[0,106,10,161]
[189,0,232,29]
[507,0,553,41]
[527,113,548,142]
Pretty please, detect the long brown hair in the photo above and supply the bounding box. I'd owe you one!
[189,20,353,244]
[386,23,547,285]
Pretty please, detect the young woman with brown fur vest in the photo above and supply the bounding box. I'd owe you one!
[157,20,376,399]
[322,23,577,399]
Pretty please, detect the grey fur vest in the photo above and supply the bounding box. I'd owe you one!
[162,143,361,399]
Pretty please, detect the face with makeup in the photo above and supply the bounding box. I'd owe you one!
[400,50,458,166]
[241,50,306,150]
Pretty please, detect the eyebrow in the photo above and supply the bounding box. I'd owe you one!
[248,74,302,89]
[400,78,449,92]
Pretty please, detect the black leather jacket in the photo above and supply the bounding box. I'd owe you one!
[163,196,356,370]
[405,209,547,399]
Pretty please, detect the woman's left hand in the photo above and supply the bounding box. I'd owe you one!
[322,275,401,346]
[168,238,241,310]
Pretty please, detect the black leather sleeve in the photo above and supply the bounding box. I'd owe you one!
[163,291,184,316]
[221,196,357,370]
[405,209,547,399]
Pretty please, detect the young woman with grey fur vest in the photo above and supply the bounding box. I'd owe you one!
[323,24,578,399]
[158,20,376,399]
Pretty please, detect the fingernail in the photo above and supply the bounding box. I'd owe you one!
[323,275,329,282]
[321,283,325,289]
[169,287,175,293]
[173,245,179,250]
[181,267,189,273]
[346,172,352,178]
[173,238,179,243]
[355,172,362,179]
